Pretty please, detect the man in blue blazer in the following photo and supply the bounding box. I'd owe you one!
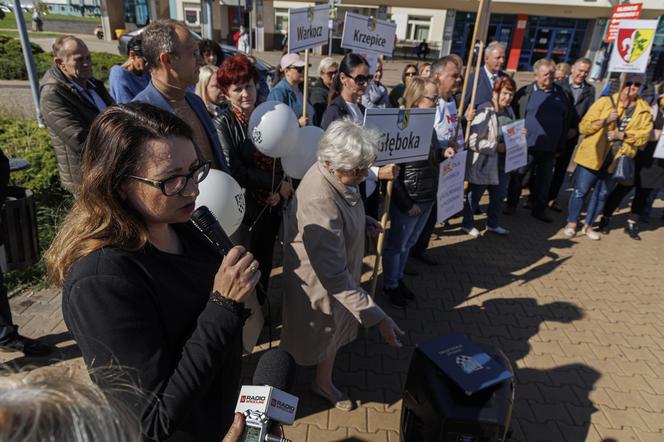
[463,41,506,112]
[133,20,229,172]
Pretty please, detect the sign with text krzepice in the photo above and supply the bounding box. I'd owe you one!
[605,3,642,44]
[363,108,436,166]
[340,12,396,56]
[288,5,330,53]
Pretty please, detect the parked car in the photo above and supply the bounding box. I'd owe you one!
[118,27,276,88]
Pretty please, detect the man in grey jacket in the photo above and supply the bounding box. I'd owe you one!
[40,36,114,194]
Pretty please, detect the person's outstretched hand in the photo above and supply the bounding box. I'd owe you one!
[222,413,245,442]
[378,316,405,348]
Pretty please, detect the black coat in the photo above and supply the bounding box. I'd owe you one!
[638,106,664,189]
[309,78,330,127]
[39,66,114,193]
[213,106,284,222]
[63,223,242,441]
[556,79,595,132]
[392,135,443,212]
[320,95,366,130]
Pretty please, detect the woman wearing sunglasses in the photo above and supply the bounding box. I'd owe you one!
[564,73,653,240]
[268,53,313,127]
[47,103,259,441]
[389,63,418,108]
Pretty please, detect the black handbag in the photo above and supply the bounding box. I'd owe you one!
[612,154,635,186]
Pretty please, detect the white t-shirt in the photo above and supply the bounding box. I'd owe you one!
[434,97,465,150]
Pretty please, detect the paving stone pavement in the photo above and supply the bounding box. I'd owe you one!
[2,190,664,442]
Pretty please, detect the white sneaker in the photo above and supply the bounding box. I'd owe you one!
[583,227,601,241]
[487,226,509,235]
[563,227,576,238]
[462,227,480,238]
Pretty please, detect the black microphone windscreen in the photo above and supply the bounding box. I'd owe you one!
[190,206,235,256]
[253,349,296,392]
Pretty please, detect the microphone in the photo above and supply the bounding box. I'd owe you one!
[191,206,266,302]
[235,350,298,442]
[190,206,236,256]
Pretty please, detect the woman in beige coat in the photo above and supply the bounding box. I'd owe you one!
[280,119,404,412]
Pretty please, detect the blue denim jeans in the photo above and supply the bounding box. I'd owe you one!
[567,164,615,226]
[462,168,508,230]
[383,201,434,289]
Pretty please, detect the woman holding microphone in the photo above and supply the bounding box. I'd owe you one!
[47,103,258,441]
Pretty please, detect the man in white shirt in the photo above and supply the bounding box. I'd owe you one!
[463,41,506,112]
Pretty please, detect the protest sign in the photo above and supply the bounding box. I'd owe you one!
[363,108,436,166]
[288,5,330,53]
[436,150,468,224]
[654,134,664,160]
[607,19,658,74]
[340,12,396,56]
[605,3,642,44]
[501,119,527,173]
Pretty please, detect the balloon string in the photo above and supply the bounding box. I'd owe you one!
[248,180,283,233]
[269,159,276,214]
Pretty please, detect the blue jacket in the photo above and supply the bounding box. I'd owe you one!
[267,78,310,120]
[109,65,151,104]
[133,82,229,172]
[463,68,504,111]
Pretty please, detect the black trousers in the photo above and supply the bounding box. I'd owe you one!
[548,138,577,202]
[0,268,18,344]
[602,184,656,221]
[506,151,556,215]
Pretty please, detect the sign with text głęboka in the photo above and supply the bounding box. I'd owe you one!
[340,12,396,57]
[363,108,436,166]
[288,4,330,53]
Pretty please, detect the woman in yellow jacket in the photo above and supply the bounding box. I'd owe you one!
[564,74,653,240]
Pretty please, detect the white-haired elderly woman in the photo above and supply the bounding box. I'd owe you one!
[280,119,404,412]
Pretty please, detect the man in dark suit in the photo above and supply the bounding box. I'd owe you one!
[463,41,506,112]
[547,57,595,211]
[133,20,229,172]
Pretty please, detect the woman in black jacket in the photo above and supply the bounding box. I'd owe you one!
[46,103,261,441]
[382,77,455,308]
[213,55,293,297]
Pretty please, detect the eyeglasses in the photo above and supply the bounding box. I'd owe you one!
[625,82,642,88]
[405,71,417,77]
[288,65,304,73]
[423,95,439,102]
[346,73,371,86]
[126,161,211,196]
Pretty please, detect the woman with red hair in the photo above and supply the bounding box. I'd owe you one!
[461,76,524,237]
[213,55,293,300]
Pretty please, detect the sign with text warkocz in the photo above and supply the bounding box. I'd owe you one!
[288,4,330,53]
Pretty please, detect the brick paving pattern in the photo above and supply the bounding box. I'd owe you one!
[2,192,663,442]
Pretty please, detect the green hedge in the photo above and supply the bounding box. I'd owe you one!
[0,35,124,82]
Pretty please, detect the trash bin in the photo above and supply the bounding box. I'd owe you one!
[0,186,39,272]
[114,28,128,39]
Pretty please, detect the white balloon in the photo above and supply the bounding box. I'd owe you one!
[248,101,299,158]
[281,126,324,179]
[195,169,245,236]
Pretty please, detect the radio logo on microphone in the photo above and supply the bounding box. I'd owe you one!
[240,395,267,404]
[271,398,296,413]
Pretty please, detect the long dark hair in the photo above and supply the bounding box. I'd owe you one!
[46,103,194,286]
[328,53,369,105]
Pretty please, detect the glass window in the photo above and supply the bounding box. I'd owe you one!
[275,8,288,33]
[406,15,431,41]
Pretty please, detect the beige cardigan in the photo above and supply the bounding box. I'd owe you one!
[280,163,386,366]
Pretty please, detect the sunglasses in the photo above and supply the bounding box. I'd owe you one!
[288,66,305,73]
[625,81,642,88]
[126,161,211,196]
[423,95,439,102]
[346,73,371,86]
[405,71,417,77]
[322,70,338,77]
